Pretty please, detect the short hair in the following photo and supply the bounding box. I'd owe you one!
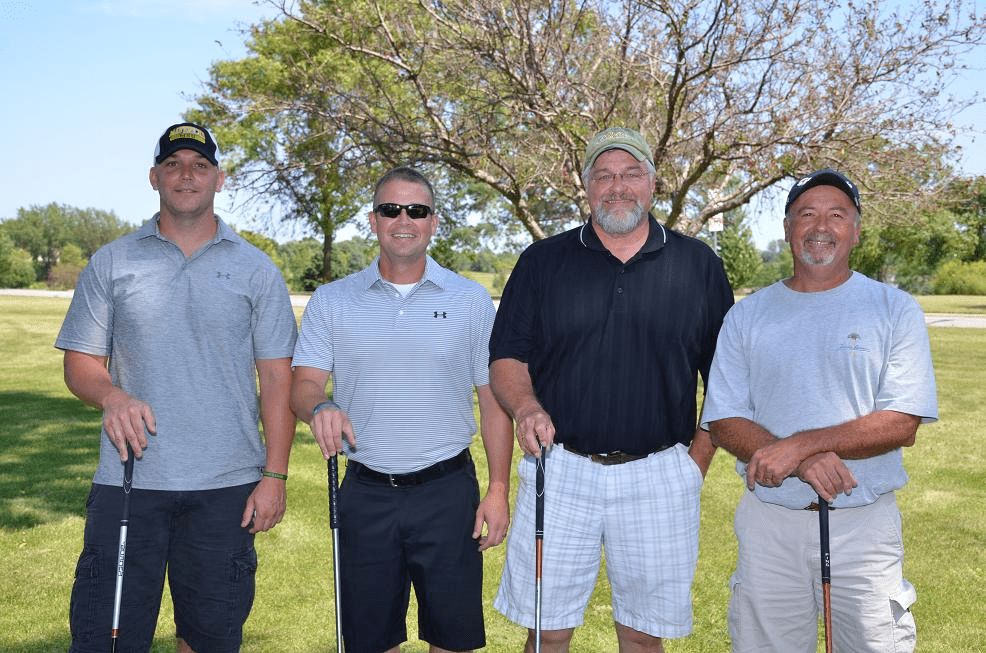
[372,166,435,208]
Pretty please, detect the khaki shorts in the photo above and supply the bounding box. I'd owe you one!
[729,491,917,652]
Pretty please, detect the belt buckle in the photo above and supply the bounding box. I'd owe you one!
[388,473,399,488]
[593,451,625,465]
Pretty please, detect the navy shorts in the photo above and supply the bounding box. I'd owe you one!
[68,482,258,653]
[339,452,485,653]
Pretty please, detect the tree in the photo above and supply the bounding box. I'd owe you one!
[945,175,986,263]
[0,232,34,288]
[193,0,985,245]
[0,203,132,282]
[47,243,86,290]
[715,214,762,291]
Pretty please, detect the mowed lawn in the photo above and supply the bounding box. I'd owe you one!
[0,295,982,652]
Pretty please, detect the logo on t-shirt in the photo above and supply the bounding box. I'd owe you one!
[840,332,870,356]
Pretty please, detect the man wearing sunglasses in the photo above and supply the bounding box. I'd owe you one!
[291,166,513,653]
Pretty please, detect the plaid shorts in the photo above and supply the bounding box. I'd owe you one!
[494,443,703,637]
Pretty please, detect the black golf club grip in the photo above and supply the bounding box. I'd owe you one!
[328,455,340,529]
[535,444,545,538]
[818,495,831,584]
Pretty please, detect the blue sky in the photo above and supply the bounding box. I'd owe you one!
[1,1,984,249]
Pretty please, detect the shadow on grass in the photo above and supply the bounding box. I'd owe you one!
[0,391,101,530]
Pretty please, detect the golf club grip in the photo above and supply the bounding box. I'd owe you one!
[535,445,545,538]
[328,455,340,529]
[818,495,830,584]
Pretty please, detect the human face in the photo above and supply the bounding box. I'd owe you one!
[369,178,437,265]
[586,149,655,235]
[148,149,224,220]
[784,184,861,270]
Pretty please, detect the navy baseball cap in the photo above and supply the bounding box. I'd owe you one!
[153,122,219,166]
[785,168,861,215]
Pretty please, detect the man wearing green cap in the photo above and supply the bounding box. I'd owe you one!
[489,127,734,651]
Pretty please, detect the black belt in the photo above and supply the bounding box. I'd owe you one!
[562,442,672,466]
[348,449,471,487]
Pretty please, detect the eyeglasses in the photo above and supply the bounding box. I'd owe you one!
[373,203,433,220]
[590,171,649,185]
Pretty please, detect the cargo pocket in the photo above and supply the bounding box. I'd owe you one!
[69,548,101,643]
[228,547,258,631]
[890,578,917,652]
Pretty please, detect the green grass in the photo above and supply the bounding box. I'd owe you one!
[459,270,498,297]
[913,294,986,315]
[1,295,983,651]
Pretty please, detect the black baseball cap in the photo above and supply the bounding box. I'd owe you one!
[785,168,861,215]
[153,122,219,166]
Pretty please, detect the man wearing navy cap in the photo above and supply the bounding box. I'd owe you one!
[490,127,734,651]
[702,169,938,651]
[56,122,297,652]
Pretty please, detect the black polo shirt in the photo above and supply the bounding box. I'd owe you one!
[490,215,734,455]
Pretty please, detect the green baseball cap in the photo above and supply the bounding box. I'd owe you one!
[584,127,654,171]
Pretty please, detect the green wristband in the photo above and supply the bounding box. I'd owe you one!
[262,470,288,481]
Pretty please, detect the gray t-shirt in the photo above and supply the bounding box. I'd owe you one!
[292,256,495,473]
[55,215,297,491]
[701,272,938,508]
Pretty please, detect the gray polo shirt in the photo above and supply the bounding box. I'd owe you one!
[55,215,297,491]
[292,256,495,473]
[701,273,938,508]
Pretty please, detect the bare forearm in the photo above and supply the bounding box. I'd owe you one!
[290,371,332,424]
[709,417,778,462]
[64,350,121,409]
[688,427,717,477]
[788,410,920,461]
[257,358,296,474]
[489,358,542,420]
[477,384,513,496]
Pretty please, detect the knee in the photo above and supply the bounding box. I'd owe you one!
[528,628,574,651]
[615,622,664,652]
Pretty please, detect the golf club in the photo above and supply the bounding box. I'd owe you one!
[818,494,833,653]
[110,447,135,653]
[328,454,343,653]
[534,442,546,653]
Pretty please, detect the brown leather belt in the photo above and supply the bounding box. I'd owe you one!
[562,442,672,466]
[805,502,836,511]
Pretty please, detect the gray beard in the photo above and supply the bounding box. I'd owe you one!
[593,202,646,235]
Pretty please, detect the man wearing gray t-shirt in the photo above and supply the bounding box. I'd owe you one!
[56,122,297,653]
[701,169,938,653]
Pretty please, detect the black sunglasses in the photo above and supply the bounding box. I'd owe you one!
[373,203,433,220]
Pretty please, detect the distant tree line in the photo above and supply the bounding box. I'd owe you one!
[3,179,985,295]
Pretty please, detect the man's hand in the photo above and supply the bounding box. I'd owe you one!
[745,436,808,490]
[796,452,858,502]
[514,406,555,457]
[310,406,356,459]
[473,490,510,551]
[242,476,287,534]
[100,389,155,460]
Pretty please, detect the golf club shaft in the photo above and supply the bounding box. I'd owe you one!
[819,495,832,653]
[534,444,545,653]
[111,448,135,653]
[328,455,343,653]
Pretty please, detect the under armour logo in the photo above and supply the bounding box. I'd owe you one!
[216,272,231,279]
[434,311,447,318]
